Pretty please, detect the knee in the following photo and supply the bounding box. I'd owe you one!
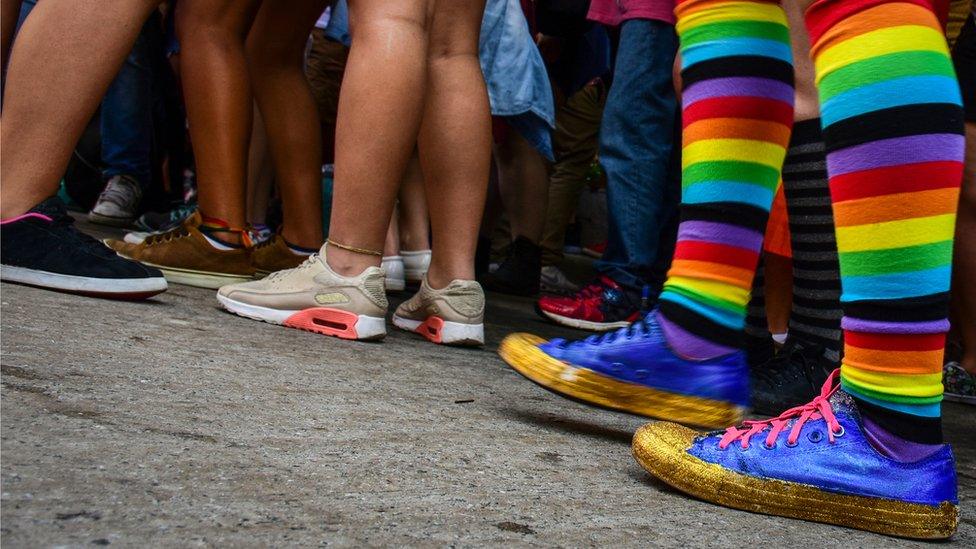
[352,11,428,45]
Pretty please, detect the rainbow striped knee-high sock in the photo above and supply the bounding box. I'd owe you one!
[658,0,795,360]
[806,0,964,441]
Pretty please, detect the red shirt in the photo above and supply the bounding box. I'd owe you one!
[587,0,676,26]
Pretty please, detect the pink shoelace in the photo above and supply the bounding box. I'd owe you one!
[719,369,844,450]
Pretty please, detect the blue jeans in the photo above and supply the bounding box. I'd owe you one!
[100,15,159,190]
[594,18,681,295]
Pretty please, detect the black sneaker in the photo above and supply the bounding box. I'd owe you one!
[134,202,197,233]
[1,197,168,299]
[750,338,836,416]
[481,236,541,296]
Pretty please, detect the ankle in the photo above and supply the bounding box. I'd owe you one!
[656,309,738,361]
[280,226,322,251]
[426,260,474,289]
[326,245,380,277]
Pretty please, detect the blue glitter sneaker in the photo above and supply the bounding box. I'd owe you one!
[632,370,959,539]
[498,312,749,428]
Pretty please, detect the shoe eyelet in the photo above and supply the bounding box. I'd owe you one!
[831,426,845,438]
[785,439,798,448]
[609,362,623,373]
[634,369,648,380]
[807,430,823,443]
[763,441,777,450]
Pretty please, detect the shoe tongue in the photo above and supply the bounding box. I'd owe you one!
[30,196,68,219]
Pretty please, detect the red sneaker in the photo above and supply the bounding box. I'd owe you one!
[582,241,606,258]
[536,275,642,331]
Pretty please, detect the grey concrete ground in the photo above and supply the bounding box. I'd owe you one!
[2,225,975,547]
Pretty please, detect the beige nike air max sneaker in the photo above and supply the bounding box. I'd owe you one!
[216,249,388,340]
[393,276,485,346]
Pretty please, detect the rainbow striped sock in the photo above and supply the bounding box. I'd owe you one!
[806,0,964,442]
[657,0,794,359]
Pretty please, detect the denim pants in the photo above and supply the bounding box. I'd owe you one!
[100,14,160,191]
[594,18,681,295]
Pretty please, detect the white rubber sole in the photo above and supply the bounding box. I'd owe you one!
[943,392,976,405]
[0,264,167,299]
[539,309,631,332]
[88,211,135,228]
[216,292,387,340]
[123,231,151,244]
[141,262,253,290]
[392,314,484,346]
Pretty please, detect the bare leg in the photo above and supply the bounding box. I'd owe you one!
[397,152,430,252]
[763,253,793,337]
[176,0,261,241]
[0,0,159,217]
[327,0,428,276]
[246,0,327,249]
[246,103,274,225]
[384,209,400,256]
[493,130,549,245]
[953,121,976,373]
[415,0,490,287]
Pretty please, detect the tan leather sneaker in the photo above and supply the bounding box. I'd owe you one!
[393,276,484,346]
[216,248,388,340]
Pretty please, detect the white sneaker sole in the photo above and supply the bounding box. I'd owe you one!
[392,314,484,346]
[0,264,167,299]
[217,292,386,340]
[140,262,253,290]
[943,392,976,405]
[539,309,631,332]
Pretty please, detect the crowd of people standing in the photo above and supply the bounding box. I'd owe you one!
[1,0,974,540]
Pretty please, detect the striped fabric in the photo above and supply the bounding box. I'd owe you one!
[806,0,964,438]
[782,120,842,364]
[657,0,794,359]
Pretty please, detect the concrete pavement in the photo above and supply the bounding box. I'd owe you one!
[1,228,974,546]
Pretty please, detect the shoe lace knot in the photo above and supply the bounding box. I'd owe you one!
[719,369,843,450]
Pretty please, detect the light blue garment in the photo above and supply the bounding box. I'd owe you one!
[479,0,555,160]
[324,0,351,47]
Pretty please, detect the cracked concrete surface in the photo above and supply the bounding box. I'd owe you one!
[1,228,974,547]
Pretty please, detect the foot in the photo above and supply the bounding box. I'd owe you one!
[498,311,749,428]
[481,236,541,296]
[401,249,431,284]
[105,211,254,289]
[942,362,976,404]
[88,175,142,227]
[382,255,406,292]
[633,370,958,539]
[750,338,835,415]
[393,276,484,346]
[582,240,605,259]
[536,275,642,331]
[1,197,167,299]
[252,235,310,278]
[217,248,387,341]
[539,265,580,294]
